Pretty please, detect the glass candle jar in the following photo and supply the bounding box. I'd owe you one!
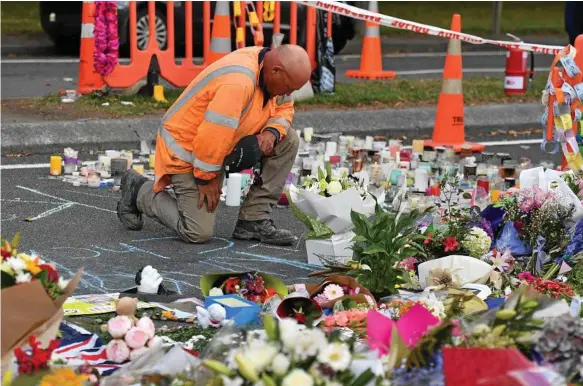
[87,172,101,188]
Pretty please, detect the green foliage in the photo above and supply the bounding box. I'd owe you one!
[349,200,428,295]
[567,253,583,296]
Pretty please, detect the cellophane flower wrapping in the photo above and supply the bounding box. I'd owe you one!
[100,345,200,386]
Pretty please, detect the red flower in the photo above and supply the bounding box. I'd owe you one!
[223,278,240,294]
[444,237,459,252]
[294,312,307,324]
[424,233,433,245]
[1,248,11,259]
[39,264,59,282]
[514,220,525,231]
[517,271,535,282]
[14,335,60,375]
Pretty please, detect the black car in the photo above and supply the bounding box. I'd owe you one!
[40,1,356,56]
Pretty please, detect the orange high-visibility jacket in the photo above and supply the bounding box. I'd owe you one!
[153,46,294,193]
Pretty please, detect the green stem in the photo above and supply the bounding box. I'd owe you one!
[542,263,560,280]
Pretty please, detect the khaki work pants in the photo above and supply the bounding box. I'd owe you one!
[136,129,299,244]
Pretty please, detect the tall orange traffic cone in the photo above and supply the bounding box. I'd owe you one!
[77,0,105,94]
[425,14,484,153]
[345,1,395,80]
[207,1,232,65]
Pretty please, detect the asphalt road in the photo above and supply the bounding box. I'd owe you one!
[0,51,555,98]
[1,139,563,299]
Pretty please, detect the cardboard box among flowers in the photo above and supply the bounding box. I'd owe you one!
[1,234,82,368]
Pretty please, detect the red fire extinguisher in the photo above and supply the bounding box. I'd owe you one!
[504,34,535,96]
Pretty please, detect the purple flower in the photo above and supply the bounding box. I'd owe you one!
[478,217,494,240]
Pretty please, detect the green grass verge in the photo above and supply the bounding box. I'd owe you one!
[1,1,42,36]
[2,77,546,120]
[378,1,565,37]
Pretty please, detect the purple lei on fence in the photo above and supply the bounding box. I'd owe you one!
[94,1,119,76]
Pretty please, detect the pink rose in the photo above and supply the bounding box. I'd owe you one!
[323,316,335,328]
[136,317,155,339]
[106,339,130,363]
[107,315,132,338]
[334,312,349,327]
[125,327,149,349]
[129,347,149,361]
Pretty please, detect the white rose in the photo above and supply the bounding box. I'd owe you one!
[209,287,224,296]
[279,318,300,350]
[326,180,343,195]
[282,369,314,386]
[271,353,290,376]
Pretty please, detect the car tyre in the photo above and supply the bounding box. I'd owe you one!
[134,8,168,51]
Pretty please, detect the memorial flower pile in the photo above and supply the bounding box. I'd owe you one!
[93,1,119,76]
[202,315,383,386]
[301,162,366,198]
[211,272,278,304]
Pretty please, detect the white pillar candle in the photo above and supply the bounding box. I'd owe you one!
[325,141,338,155]
[414,168,429,191]
[303,127,314,142]
[98,155,111,173]
[225,173,243,207]
[364,136,374,149]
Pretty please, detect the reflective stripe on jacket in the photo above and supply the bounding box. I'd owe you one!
[153,46,294,193]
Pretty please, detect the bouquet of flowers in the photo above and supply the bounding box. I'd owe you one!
[202,315,385,385]
[423,173,491,259]
[287,163,376,239]
[201,271,288,305]
[210,272,277,304]
[485,248,522,297]
[322,308,368,338]
[1,233,81,360]
[561,170,583,203]
[495,187,575,253]
[300,162,367,198]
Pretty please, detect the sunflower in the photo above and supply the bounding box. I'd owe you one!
[40,368,88,386]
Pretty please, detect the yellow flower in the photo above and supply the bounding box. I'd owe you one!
[24,256,41,275]
[40,368,88,386]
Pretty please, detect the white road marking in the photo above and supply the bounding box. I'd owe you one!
[25,202,75,221]
[1,161,96,170]
[16,185,116,213]
[0,51,507,65]
[398,67,549,76]
[479,139,543,146]
[338,51,507,60]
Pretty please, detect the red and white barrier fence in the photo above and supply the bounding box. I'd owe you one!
[297,0,565,55]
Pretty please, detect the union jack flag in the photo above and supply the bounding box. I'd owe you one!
[53,322,122,376]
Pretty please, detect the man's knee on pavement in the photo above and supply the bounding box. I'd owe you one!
[177,218,213,244]
[177,226,213,244]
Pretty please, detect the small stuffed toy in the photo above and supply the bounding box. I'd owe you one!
[100,297,138,334]
[196,304,227,329]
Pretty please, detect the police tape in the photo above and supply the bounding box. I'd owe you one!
[296,0,564,55]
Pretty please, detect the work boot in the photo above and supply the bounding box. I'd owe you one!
[117,170,148,231]
[232,219,295,246]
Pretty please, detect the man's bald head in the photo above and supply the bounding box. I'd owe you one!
[263,44,311,97]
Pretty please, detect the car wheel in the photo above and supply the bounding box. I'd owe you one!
[135,8,167,50]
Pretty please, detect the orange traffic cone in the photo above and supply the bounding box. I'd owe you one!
[207,1,232,65]
[345,1,395,80]
[425,14,484,153]
[77,1,105,94]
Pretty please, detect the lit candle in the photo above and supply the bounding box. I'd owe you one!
[49,156,62,176]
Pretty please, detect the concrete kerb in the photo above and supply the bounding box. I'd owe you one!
[0,103,544,154]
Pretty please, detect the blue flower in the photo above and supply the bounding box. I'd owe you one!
[565,219,583,259]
